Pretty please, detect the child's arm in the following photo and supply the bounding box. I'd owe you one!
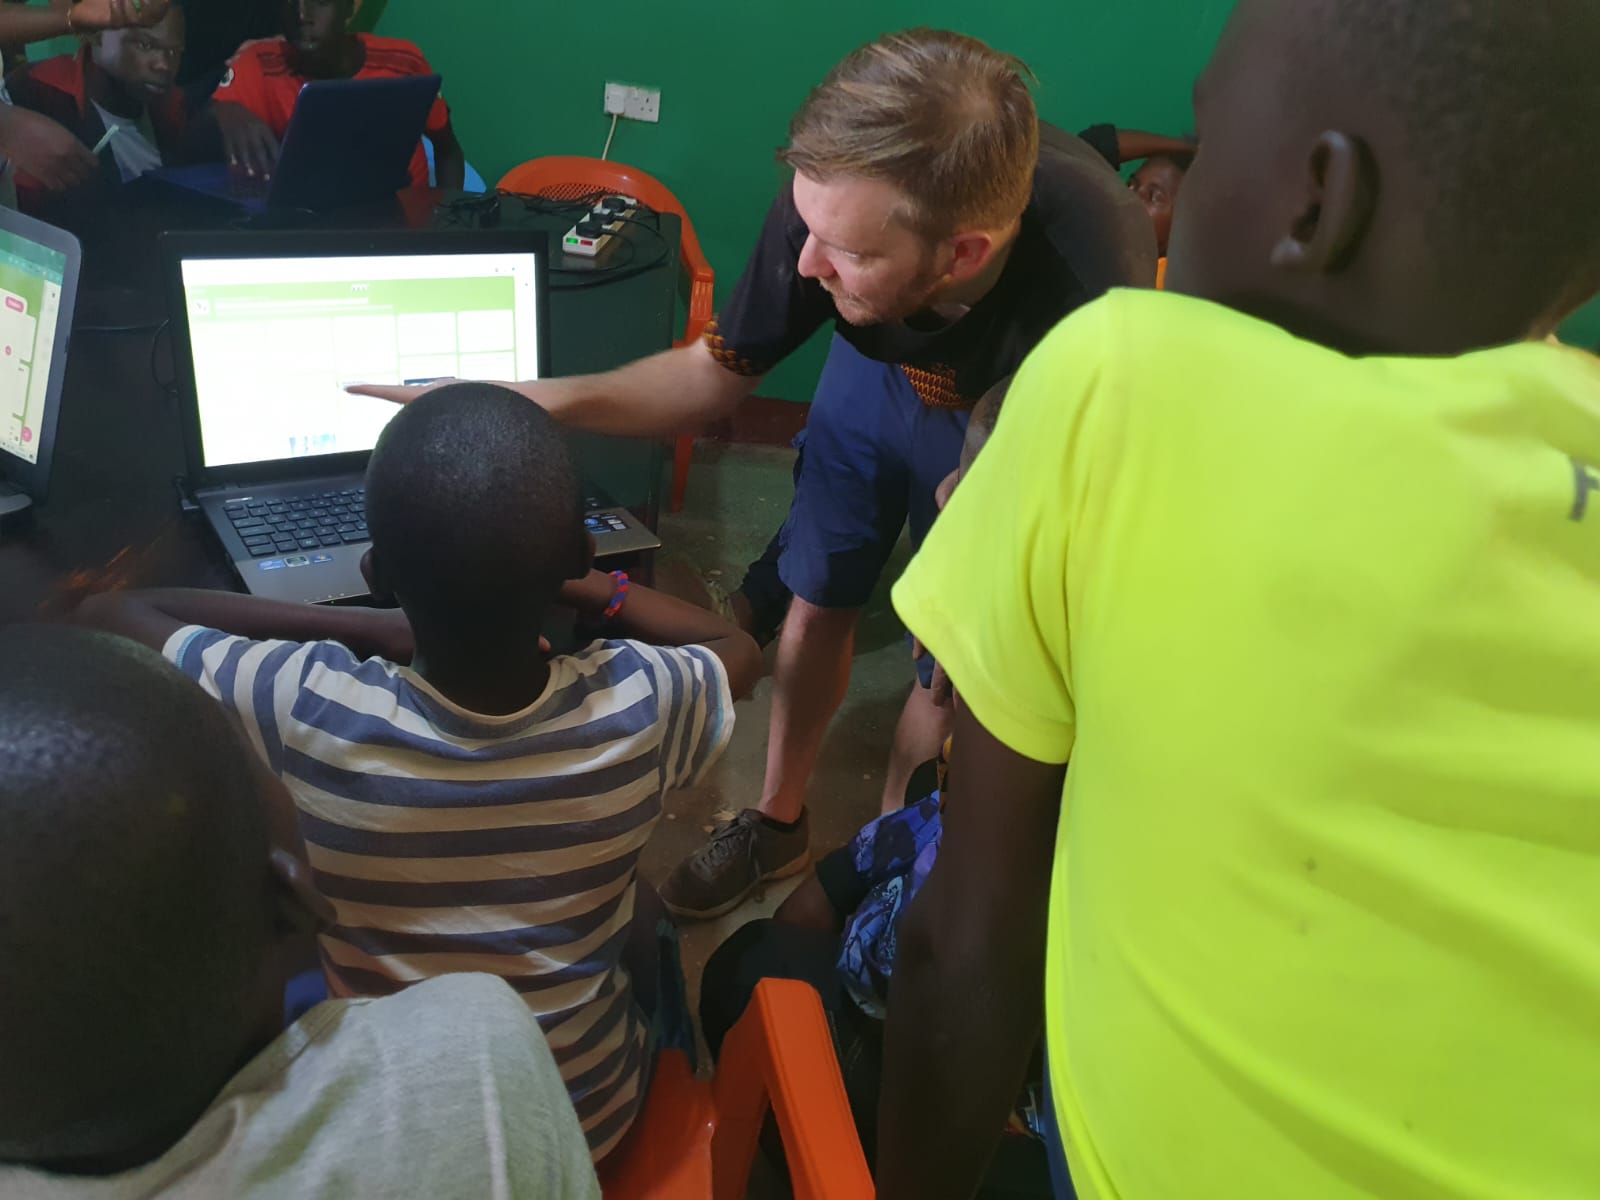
[76,588,413,661]
[560,569,762,699]
[429,121,466,190]
[1114,129,1194,163]
[0,0,168,42]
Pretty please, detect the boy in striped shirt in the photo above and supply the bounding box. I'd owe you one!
[80,383,762,1161]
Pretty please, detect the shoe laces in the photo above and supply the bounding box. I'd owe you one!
[697,812,761,873]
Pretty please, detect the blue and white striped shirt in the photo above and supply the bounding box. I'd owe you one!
[165,627,733,1161]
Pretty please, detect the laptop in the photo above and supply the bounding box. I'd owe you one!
[162,227,659,605]
[152,75,443,214]
[0,209,81,527]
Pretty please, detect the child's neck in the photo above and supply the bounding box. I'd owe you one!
[408,622,552,717]
[288,35,364,81]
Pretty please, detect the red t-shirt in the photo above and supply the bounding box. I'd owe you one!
[212,33,449,189]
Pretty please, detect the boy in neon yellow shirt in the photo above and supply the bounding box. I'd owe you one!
[878,0,1600,1197]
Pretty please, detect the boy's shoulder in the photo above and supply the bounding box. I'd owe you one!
[1026,289,1305,411]
[228,36,294,75]
[13,52,80,96]
[168,625,399,695]
[549,639,729,724]
[357,33,434,70]
[556,638,719,689]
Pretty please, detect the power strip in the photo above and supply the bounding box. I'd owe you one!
[561,195,639,258]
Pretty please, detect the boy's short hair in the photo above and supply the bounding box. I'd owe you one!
[0,627,269,1165]
[960,373,1011,473]
[1318,0,1600,313]
[364,383,588,621]
[781,28,1040,240]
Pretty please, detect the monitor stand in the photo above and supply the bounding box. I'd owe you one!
[0,482,33,533]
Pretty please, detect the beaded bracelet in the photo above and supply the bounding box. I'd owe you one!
[602,570,630,621]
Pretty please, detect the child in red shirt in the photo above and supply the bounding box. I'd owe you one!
[211,0,463,188]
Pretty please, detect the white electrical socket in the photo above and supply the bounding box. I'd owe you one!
[602,82,661,124]
[625,86,660,123]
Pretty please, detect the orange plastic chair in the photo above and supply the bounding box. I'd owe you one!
[598,978,874,1199]
[498,156,715,513]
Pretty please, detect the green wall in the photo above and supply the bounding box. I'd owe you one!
[372,1,1599,397]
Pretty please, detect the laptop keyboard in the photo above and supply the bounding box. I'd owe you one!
[228,172,271,202]
[224,488,368,560]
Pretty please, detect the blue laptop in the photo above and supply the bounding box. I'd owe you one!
[154,74,442,214]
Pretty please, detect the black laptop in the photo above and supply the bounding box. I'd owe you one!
[0,208,81,526]
[162,227,659,604]
[152,75,442,213]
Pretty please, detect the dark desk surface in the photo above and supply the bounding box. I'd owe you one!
[0,188,681,626]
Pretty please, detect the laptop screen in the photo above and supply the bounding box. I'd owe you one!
[179,250,543,469]
[0,226,69,467]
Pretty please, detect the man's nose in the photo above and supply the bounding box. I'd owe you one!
[797,235,832,280]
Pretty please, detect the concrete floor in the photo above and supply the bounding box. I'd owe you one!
[639,439,920,1039]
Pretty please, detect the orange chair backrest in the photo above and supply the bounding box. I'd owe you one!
[497,156,707,263]
[597,978,873,1200]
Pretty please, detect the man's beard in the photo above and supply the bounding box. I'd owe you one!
[825,259,945,327]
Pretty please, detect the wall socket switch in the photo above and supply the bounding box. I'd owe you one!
[603,82,660,123]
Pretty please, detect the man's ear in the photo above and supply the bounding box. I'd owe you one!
[359,547,395,605]
[941,230,1003,288]
[1270,131,1377,275]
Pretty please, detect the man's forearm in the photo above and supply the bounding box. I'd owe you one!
[0,7,77,44]
[538,345,757,438]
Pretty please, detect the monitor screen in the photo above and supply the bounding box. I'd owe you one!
[179,251,543,469]
[0,227,68,467]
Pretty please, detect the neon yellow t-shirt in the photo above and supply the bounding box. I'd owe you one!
[893,288,1600,1200]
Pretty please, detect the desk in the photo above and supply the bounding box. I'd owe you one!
[0,189,681,626]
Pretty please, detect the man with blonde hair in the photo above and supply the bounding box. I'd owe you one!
[351,28,1153,918]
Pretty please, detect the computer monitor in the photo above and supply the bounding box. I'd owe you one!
[161,229,549,487]
[0,209,81,518]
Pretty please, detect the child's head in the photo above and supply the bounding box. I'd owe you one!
[1166,0,1600,355]
[937,374,1010,512]
[0,627,321,1171]
[960,373,1009,477]
[89,2,185,101]
[1130,151,1192,257]
[363,384,590,638]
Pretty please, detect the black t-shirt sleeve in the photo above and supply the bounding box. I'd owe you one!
[1035,129,1158,295]
[1077,123,1122,169]
[705,187,834,378]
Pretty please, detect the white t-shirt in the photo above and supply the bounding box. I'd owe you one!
[88,101,162,182]
[0,974,602,1199]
